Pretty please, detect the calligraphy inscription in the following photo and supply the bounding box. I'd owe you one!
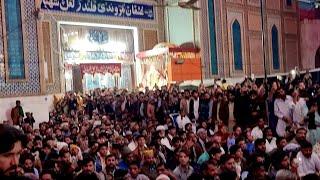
[41,0,155,20]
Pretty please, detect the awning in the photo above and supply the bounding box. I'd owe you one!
[79,63,121,76]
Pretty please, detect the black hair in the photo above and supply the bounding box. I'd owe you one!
[59,149,70,158]
[276,136,286,145]
[219,154,234,165]
[81,156,95,167]
[254,138,265,149]
[168,126,176,131]
[106,153,116,160]
[179,149,190,157]
[235,136,246,145]
[192,90,198,95]
[156,162,168,169]
[263,127,273,138]
[135,135,145,140]
[296,127,307,134]
[208,147,222,157]
[272,151,289,170]
[128,160,140,168]
[300,140,313,149]
[43,143,51,149]
[20,152,35,165]
[98,143,108,151]
[202,161,218,172]
[114,169,128,180]
[172,137,181,144]
[229,145,241,155]
[75,172,99,180]
[40,169,54,179]
[232,125,241,132]
[219,170,238,180]
[0,125,26,154]
[205,141,213,150]
[184,123,192,130]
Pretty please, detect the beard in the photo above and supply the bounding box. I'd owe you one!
[106,164,116,170]
[0,165,19,177]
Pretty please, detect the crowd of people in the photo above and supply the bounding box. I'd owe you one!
[3,71,320,180]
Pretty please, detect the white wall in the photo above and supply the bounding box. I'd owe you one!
[166,7,195,45]
[0,95,56,128]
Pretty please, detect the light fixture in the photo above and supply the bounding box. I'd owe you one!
[251,73,255,80]
[277,75,282,81]
[290,69,297,79]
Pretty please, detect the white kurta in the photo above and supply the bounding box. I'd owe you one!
[291,98,308,127]
[176,115,191,131]
[274,96,292,137]
[297,152,320,177]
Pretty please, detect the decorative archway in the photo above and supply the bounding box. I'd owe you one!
[316,47,320,68]
[271,25,280,70]
[232,20,243,70]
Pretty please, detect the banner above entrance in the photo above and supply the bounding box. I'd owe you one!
[79,63,121,75]
[41,0,155,20]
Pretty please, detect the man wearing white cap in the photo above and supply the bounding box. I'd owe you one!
[196,128,208,155]
[156,125,169,163]
[126,131,137,152]
[192,128,208,159]
[156,125,167,136]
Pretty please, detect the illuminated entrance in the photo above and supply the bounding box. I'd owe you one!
[59,22,138,92]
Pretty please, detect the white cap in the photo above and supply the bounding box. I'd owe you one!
[125,130,132,136]
[156,174,170,180]
[197,128,206,134]
[156,125,166,131]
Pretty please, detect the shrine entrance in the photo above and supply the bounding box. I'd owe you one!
[60,22,138,92]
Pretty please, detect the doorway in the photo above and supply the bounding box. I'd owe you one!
[59,21,138,92]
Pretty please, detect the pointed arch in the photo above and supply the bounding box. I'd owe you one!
[232,20,243,70]
[271,25,280,70]
[208,0,218,75]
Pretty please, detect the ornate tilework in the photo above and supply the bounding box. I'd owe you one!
[5,0,25,79]
[0,0,40,97]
